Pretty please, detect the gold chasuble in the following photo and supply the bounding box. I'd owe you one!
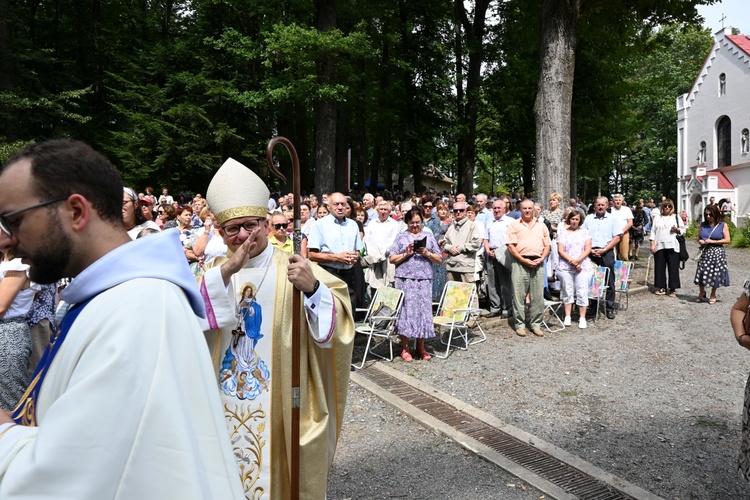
[200,247,354,499]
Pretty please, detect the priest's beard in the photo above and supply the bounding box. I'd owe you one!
[27,214,73,284]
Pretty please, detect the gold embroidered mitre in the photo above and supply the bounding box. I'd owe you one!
[207,158,270,225]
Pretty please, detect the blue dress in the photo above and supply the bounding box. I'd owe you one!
[693,222,730,288]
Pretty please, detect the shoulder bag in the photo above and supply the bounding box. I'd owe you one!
[674,215,689,269]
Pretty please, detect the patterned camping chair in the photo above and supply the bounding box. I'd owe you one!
[351,286,404,370]
[432,281,485,359]
[587,266,609,323]
[613,260,635,311]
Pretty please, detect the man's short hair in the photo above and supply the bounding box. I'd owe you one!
[4,139,123,225]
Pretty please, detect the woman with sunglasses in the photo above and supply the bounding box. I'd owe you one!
[431,202,452,301]
[649,199,685,297]
[693,203,730,304]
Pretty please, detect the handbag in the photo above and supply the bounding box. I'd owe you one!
[369,301,395,330]
[674,215,688,269]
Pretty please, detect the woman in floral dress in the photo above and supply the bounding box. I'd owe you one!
[389,208,442,361]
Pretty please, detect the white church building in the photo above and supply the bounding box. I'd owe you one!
[676,27,750,226]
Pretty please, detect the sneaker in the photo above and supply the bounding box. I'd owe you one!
[579,318,587,329]
[563,316,572,326]
[531,328,545,337]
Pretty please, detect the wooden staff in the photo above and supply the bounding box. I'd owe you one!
[265,136,301,500]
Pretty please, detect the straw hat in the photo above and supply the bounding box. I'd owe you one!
[207,158,269,225]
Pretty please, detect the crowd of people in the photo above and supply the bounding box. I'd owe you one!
[102,186,737,356]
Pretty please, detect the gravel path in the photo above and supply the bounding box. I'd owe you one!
[328,239,750,499]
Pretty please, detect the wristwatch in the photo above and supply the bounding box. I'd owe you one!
[304,279,320,298]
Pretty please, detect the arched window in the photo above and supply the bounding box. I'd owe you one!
[742,129,749,155]
[717,116,731,167]
[719,73,726,96]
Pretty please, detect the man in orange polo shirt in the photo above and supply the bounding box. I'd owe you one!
[506,198,551,337]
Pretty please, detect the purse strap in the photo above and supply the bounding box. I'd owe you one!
[702,222,720,243]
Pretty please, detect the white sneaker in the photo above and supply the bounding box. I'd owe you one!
[579,318,587,329]
[563,316,571,326]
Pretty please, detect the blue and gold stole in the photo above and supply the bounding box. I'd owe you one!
[13,297,95,426]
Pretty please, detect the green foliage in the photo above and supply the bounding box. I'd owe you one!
[684,219,699,239]
[729,220,750,249]
[0,0,716,198]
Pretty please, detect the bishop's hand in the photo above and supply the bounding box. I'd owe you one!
[288,253,318,294]
[220,227,261,285]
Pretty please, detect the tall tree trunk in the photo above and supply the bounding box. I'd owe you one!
[455,0,490,197]
[398,0,421,194]
[335,104,349,192]
[314,0,337,196]
[534,0,579,202]
[570,118,578,198]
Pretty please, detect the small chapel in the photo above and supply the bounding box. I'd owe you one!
[676,27,750,226]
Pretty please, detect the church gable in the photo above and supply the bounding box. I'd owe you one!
[685,30,750,108]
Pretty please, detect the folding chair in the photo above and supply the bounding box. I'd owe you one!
[587,266,609,323]
[432,281,486,359]
[542,298,565,332]
[351,286,404,370]
[613,260,635,311]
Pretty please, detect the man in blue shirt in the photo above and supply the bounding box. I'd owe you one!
[308,192,363,309]
[583,196,623,319]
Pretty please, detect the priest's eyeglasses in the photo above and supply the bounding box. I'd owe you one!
[221,219,262,236]
[0,197,69,238]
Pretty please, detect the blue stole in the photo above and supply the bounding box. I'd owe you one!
[13,297,95,426]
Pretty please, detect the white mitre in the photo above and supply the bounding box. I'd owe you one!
[207,158,270,225]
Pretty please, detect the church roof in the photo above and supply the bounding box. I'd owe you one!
[696,171,735,189]
[727,34,750,57]
[683,29,750,109]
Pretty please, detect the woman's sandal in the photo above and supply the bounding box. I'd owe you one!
[708,297,717,305]
[668,290,677,298]
[696,294,705,303]
[655,289,666,295]
[401,350,413,362]
[416,349,431,361]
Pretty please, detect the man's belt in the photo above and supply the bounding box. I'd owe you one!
[320,265,355,276]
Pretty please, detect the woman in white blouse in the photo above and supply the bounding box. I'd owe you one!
[649,199,685,297]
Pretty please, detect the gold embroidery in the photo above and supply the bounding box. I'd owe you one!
[215,206,269,225]
[225,403,267,498]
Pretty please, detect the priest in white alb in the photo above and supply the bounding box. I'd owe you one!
[198,158,354,499]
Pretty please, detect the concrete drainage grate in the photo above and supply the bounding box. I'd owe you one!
[359,368,635,500]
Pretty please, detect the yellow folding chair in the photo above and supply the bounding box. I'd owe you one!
[432,281,485,359]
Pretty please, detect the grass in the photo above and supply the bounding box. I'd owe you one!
[559,390,579,397]
[695,416,727,429]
